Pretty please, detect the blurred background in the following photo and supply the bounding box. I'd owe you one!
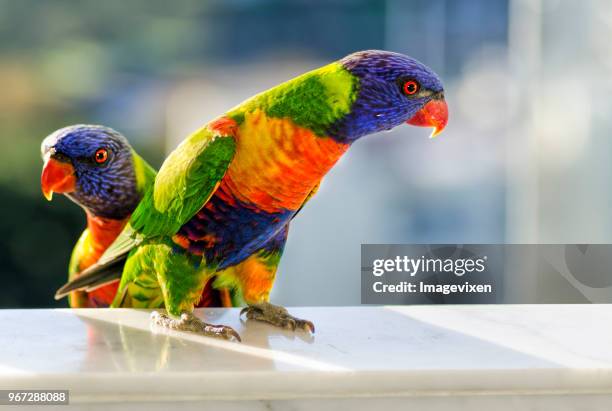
[1,0,610,308]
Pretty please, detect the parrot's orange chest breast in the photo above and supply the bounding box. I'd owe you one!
[77,215,128,270]
[222,110,349,213]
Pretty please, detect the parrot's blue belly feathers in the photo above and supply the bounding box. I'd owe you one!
[176,183,293,270]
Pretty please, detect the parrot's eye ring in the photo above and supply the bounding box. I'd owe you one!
[402,80,420,96]
[94,148,108,164]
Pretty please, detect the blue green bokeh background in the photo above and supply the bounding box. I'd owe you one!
[1,0,609,307]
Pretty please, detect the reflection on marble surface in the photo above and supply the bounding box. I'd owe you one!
[72,308,326,374]
[1,305,612,402]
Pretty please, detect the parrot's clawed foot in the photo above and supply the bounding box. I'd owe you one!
[240,302,315,333]
[151,311,241,342]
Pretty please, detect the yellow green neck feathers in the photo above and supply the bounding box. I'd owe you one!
[227,62,358,137]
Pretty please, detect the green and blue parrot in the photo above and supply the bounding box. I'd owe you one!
[56,50,448,340]
[41,126,229,309]
[41,125,156,308]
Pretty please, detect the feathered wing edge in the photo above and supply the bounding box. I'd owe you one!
[55,224,144,299]
[55,252,129,299]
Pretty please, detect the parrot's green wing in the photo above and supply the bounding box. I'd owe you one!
[68,230,88,280]
[90,125,234,267]
[64,229,90,306]
[132,126,236,238]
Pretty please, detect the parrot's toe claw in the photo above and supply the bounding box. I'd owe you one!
[204,323,242,342]
[151,310,241,342]
[299,319,315,333]
[241,302,315,334]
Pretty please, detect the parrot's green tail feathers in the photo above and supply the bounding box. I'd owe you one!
[55,253,127,299]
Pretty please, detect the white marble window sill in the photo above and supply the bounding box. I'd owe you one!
[1,305,611,410]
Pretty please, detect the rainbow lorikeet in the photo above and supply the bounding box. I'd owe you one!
[57,50,448,340]
[41,125,229,309]
[41,125,157,307]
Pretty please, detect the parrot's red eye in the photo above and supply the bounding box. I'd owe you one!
[403,80,420,95]
[94,149,108,164]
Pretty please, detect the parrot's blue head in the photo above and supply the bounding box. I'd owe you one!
[41,125,141,220]
[333,50,448,142]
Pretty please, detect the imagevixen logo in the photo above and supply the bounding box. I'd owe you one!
[372,255,487,277]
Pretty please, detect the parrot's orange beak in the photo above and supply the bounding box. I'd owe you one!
[41,157,76,201]
[407,96,448,138]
